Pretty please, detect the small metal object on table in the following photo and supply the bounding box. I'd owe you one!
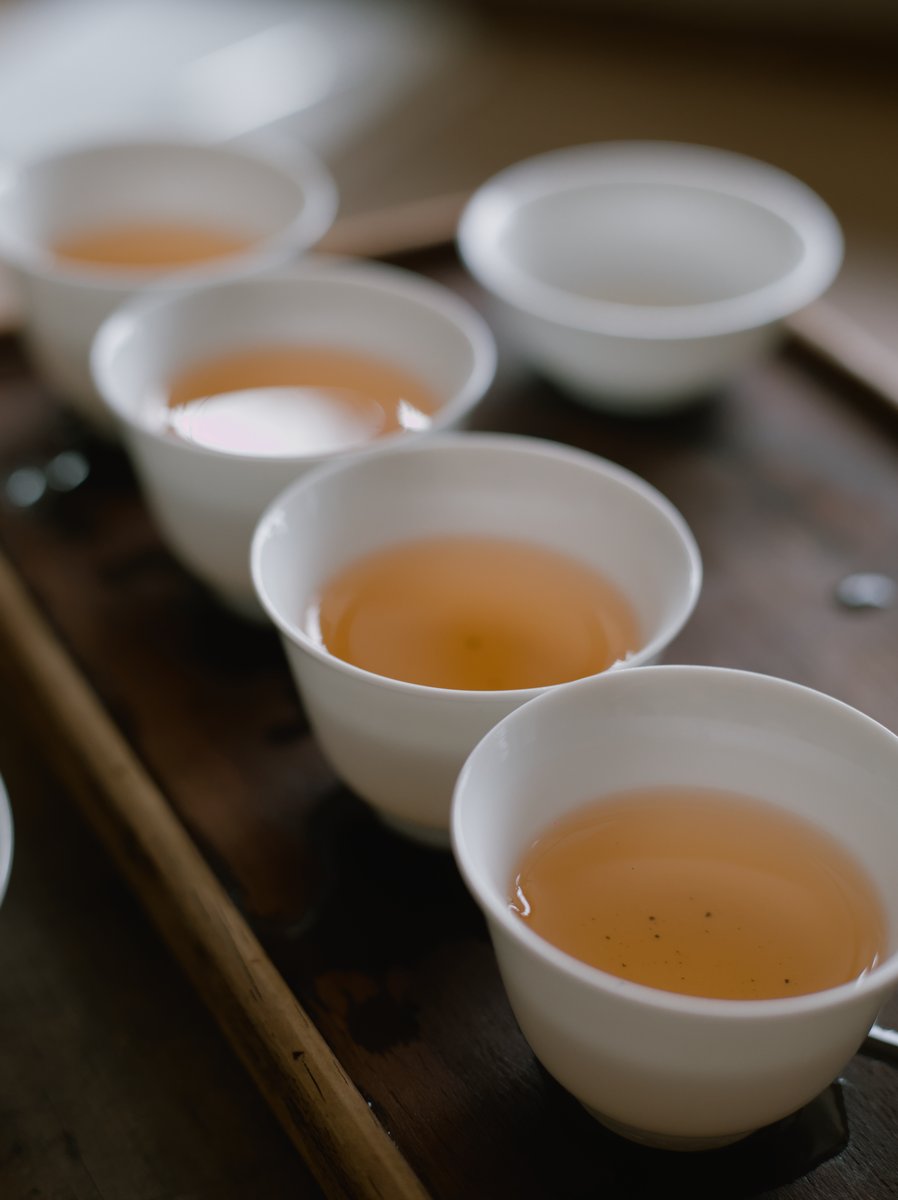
[1,239,897,1200]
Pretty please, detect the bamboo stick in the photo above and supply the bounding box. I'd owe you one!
[0,551,431,1200]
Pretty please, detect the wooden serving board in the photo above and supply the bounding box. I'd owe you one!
[1,248,898,1200]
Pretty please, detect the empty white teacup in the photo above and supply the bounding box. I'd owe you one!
[458,141,843,412]
[452,665,898,1148]
[251,434,701,843]
[92,258,497,615]
[0,135,337,427]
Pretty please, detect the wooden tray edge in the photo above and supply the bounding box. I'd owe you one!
[0,548,431,1200]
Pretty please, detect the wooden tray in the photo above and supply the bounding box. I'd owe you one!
[2,246,898,1200]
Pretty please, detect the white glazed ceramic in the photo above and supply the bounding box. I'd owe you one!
[251,433,701,844]
[0,136,337,427]
[0,773,13,909]
[458,141,843,412]
[452,665,898,1149]
[92,259,497,615]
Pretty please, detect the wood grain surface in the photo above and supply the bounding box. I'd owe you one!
[0,720,325,1200]
[1,244,897,1198]
[0,550,429,1200]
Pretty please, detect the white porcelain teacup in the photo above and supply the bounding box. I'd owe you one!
[458,141,843,412]
[0,135,337,427]
[92,258,497,615]
[0,773,13,910]
[451,665,898,1149]
[251,433,701,843]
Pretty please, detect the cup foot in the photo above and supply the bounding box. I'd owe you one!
[377,810,451,849]
[582,1105,754,1152]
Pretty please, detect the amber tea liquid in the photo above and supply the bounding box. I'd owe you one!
[159,345,440,457]
[511,787,886,1000]
[53,220,252,269]
[307,535,640,690]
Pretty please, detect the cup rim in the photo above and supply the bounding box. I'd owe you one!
[457,140,844,341]
[0,134,338,289]
[0,773,13,909]
[250,432,703,700]
[90,256,498,465]
[451,663,898,1020]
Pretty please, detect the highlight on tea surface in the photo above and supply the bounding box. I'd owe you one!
[53,220,253,269]
[305,534,640,690]
[159,344,439,457]
[510,786,886,1000]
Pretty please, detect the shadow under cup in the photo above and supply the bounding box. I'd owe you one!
[451,664,898,1149]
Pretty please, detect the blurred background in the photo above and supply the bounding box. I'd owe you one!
[0,0,896,360]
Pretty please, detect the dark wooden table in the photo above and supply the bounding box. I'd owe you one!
[1,243,897,1199]
[0,722,323,1200]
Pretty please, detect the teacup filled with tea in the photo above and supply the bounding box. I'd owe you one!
[251,433,701,842]
[92,258,497,613]
[0,136,337,426]
[452,665,898,1147]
